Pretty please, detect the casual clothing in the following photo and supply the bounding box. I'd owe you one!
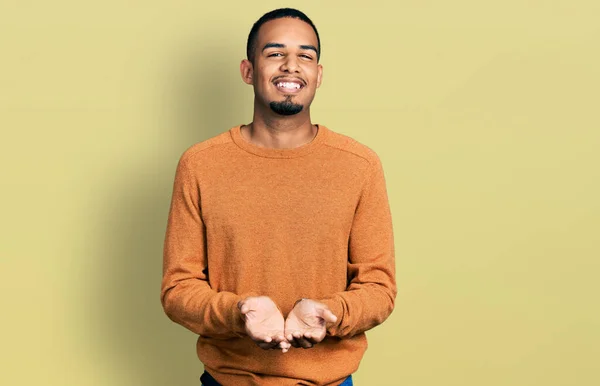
[201,371,353,385]
[162,124,396,386]
[339,375,354,386]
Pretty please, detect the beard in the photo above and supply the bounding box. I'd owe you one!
[269,96,304,116]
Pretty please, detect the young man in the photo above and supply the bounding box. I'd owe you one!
[161,8,396,386]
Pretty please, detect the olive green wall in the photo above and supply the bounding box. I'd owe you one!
[1,1,598,385]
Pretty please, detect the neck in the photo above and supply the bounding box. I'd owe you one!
[242,104,317,149]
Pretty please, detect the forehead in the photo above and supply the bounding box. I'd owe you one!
[256,17,318,47]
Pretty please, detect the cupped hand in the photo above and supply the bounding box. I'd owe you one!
[284,299,337,349]
[238,296,292,353]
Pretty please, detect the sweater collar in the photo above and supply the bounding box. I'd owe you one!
[230,124,328,159]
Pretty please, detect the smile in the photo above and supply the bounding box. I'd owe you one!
[273,79,305,93]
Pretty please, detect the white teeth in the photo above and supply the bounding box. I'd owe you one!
[277,82,301,89]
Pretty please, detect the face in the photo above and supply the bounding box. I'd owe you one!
[241,17,323,116]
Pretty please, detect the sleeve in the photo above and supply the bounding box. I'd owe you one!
[317,154,397,338]
[160,154,257,339]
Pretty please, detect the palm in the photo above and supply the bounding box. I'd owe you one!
[284,299,337,348]
[239,296,290,352]
[244,302,285,340]
[285,308,326,341]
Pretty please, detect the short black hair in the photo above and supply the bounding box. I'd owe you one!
[246,8,321,63]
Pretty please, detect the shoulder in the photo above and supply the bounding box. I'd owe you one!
[178,130,233,166]
[322,126,382,168]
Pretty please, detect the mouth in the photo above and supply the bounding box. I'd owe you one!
[272,77,305,94]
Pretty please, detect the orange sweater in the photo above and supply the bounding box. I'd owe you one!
[161,124,397,386]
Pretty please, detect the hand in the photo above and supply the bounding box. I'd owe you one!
[284,298,337,349]
[238,296,291,353]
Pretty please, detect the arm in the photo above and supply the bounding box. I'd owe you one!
[161,154,256,339]
[317,154,397,338]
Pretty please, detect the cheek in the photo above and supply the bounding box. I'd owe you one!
[257,71,276,90]
[253,75,271,94]
[257,63,275,79]
[307,77,320,92]
[304,67,320,88]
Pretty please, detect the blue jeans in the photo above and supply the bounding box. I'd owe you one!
[200,370,353,385]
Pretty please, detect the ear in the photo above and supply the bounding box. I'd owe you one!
[240,59,254,85]
[316,63,323,88]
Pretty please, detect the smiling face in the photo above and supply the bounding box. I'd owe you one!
[241,17,323,117]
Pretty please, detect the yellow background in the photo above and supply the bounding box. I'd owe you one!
[1,1,599,385]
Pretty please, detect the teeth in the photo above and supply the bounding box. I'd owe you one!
[277,82,301,89]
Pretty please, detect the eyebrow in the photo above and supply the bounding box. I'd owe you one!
[262,42,318,55]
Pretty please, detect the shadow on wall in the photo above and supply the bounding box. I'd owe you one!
[91,43,247,385]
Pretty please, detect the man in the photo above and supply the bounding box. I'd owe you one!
[161,8,396,386]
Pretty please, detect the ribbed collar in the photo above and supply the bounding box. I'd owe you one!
[230,124,328,159]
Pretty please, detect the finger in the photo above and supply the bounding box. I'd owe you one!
[268,338,282,349]
[295,335,314,349]
[279,342,289,353]
[288,337,300,348]
[238,298,251,312]
[269,332,284,342]
[270,335,286,350]
[281,341,291,350]
[253,334,272,344]
[289,331,304,348]
[266,333,288,349]
[304,331,323,344]
[255,337,272,349]
[287,332,300,348]
[279,341,291,352]
[255,337,278,350]
[324,309,337,323]
[257,341,277,350]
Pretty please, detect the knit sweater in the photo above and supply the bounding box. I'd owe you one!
[161,124,397,386]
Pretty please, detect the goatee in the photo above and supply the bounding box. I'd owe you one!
[270,97,304,116]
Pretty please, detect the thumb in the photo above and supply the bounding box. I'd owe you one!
[238,298,255,315]
[317,306,338,324]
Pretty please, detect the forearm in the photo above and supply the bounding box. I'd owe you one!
[161,279,253,339]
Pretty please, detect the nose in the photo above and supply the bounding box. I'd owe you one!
[281,55,300,73]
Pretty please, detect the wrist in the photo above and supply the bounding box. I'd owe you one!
[294,298,308,306]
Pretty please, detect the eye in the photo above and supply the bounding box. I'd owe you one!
[268,52,283,57]
[300,54,313,60]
